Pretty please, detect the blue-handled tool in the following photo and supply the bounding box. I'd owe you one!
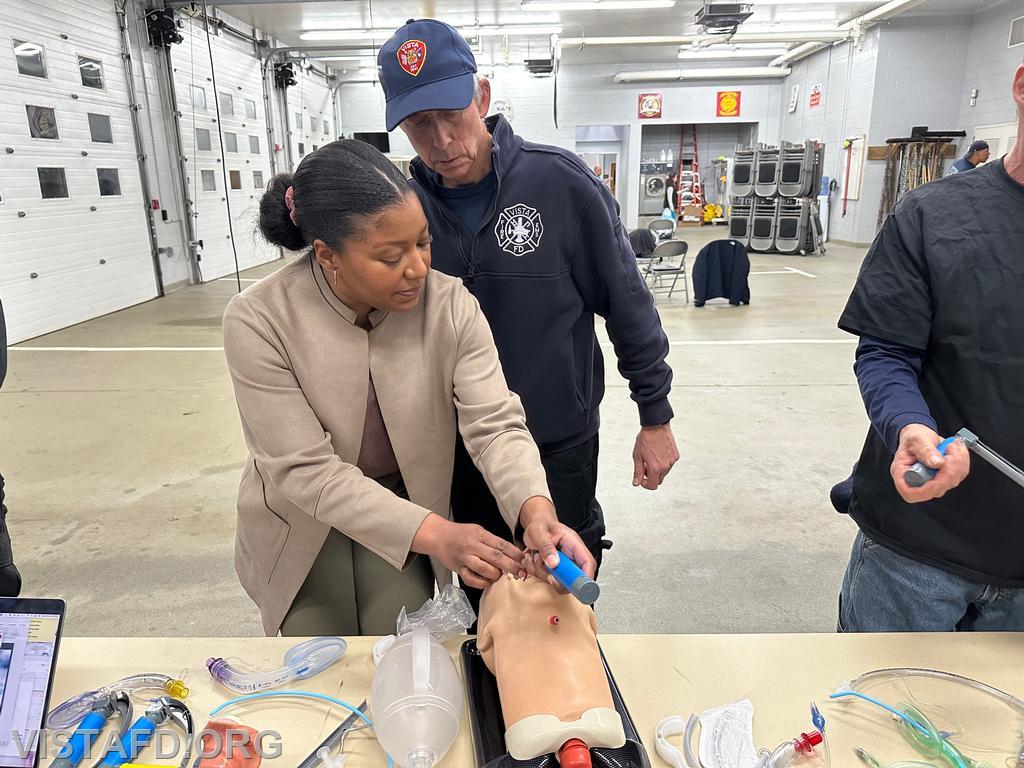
[546,551,600,605]
[904,428,1024,490]
[96,697,193,768]
[51,692,132,768]
[904,435,959,488]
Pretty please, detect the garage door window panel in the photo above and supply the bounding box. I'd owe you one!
[191,85,207,110]
[97,168,121,196]
[26,106,59,140]
[38,168,69,199]
[88,113,113,143]
[245,99,258,120]
[196,128,211,151]
[201,170,216,191]
[229,170,242,190]
[219,92,234,116]
[224,132,238,153]
[78,56,104,89]
[14,40,47,78]
[249,135,260,154]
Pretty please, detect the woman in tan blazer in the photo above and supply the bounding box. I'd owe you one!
[223,140,595,636]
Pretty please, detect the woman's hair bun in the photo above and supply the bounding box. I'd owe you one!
[258,173,307,251]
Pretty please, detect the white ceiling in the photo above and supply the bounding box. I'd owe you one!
[208,0,985,70]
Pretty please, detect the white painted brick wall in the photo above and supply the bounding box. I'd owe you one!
[779,29,880,245]
[957,2,1024,143]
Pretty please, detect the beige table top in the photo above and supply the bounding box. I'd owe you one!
[46,633,1024,767]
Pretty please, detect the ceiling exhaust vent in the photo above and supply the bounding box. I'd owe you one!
[696,3,754,36]
[1009,15,1024,48]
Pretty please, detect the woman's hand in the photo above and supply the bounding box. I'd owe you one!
[519,496,597,588]
[411,513,526,589]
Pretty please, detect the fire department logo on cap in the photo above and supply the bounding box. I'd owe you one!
[495,204,544,256]
[397,40,427,77]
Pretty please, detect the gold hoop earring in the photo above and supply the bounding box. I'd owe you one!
[332,269,338,288]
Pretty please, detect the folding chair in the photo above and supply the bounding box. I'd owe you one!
[647,240,689,303]
[647,219,676,241]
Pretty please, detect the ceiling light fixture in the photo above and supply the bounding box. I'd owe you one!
[301,24,563,41]
[462,24,564,37]
[521,0,674,10]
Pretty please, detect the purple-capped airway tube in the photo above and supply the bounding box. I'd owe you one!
[546,552,600,605]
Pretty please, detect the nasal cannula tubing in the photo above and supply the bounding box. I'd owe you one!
[207,636,347,694]
[47,674,190,730]
[208,690,394,768]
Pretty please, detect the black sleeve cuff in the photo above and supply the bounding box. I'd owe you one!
[639,398,674,428]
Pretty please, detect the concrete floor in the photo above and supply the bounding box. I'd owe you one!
[0,227,870,636]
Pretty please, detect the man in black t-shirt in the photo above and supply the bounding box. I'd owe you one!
[837,61,1024,632]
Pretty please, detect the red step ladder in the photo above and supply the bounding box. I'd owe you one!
[675,124,704,217]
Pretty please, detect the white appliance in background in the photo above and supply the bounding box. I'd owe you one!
[639,162,671,216]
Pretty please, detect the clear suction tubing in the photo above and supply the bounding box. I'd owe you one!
[207,636,348,694]
[370,624,463,768]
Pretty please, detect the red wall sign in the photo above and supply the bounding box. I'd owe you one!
[638,93,663,120]
[716,91,741,117]
[809,83,823,108]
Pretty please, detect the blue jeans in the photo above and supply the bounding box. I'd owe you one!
[839,531,1024,632]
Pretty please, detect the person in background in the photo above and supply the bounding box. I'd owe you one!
[377,19,679,612]
[665,172,679,219]
[0,298,22,596]
[947,139,989,174]
[836,61,1024,632]
[223,140,594,636]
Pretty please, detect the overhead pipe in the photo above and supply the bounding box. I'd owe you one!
[769,41,832,67]
[613,66,791,83]
[557,29,849,52]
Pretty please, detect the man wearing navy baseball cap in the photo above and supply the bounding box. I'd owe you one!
[378,19,679,609]
[947,140,990,175]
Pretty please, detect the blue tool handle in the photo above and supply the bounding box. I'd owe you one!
[53,710,109,768]
[546,551,600,605]
[99,715,158,767]
[904,436,957,488]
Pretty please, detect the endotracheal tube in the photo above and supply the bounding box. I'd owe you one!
[207,636,348,694]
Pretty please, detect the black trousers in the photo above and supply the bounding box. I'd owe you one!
[0,474,22,597]
[450,433,607,619]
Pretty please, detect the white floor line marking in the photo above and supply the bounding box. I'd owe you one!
[14,339,855,353]
[747,267,818,277]
[605,339,855,347]
[11,346,226,352]
[784,266,818,278]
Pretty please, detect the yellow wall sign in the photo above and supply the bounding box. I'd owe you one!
[717,91,741,117]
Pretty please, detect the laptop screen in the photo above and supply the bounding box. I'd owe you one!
[0,602,64,768]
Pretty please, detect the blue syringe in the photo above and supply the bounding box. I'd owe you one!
[546,551,600,605]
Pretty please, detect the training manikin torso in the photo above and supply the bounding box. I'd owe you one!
[476,574,626,761]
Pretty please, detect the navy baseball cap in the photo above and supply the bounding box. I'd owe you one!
[378,19,478,131]
[967,140,989,153]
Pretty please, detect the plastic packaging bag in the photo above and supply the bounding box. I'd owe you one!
[396,585,476,639]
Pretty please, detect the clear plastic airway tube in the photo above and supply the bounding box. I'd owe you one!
[207,637,348,694]
[47,674,190,730]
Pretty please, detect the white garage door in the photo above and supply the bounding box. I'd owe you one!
[0,0,159,344]
[288,67,336,168]
[171,11,277,282]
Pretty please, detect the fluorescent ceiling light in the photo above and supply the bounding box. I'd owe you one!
[463,25,563,36]
[750,0,866,4]
[317,56,367,62]
[302,24,562,41]
[301,29,392,40]
[678,46,789,59]
[521,0,674,9]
